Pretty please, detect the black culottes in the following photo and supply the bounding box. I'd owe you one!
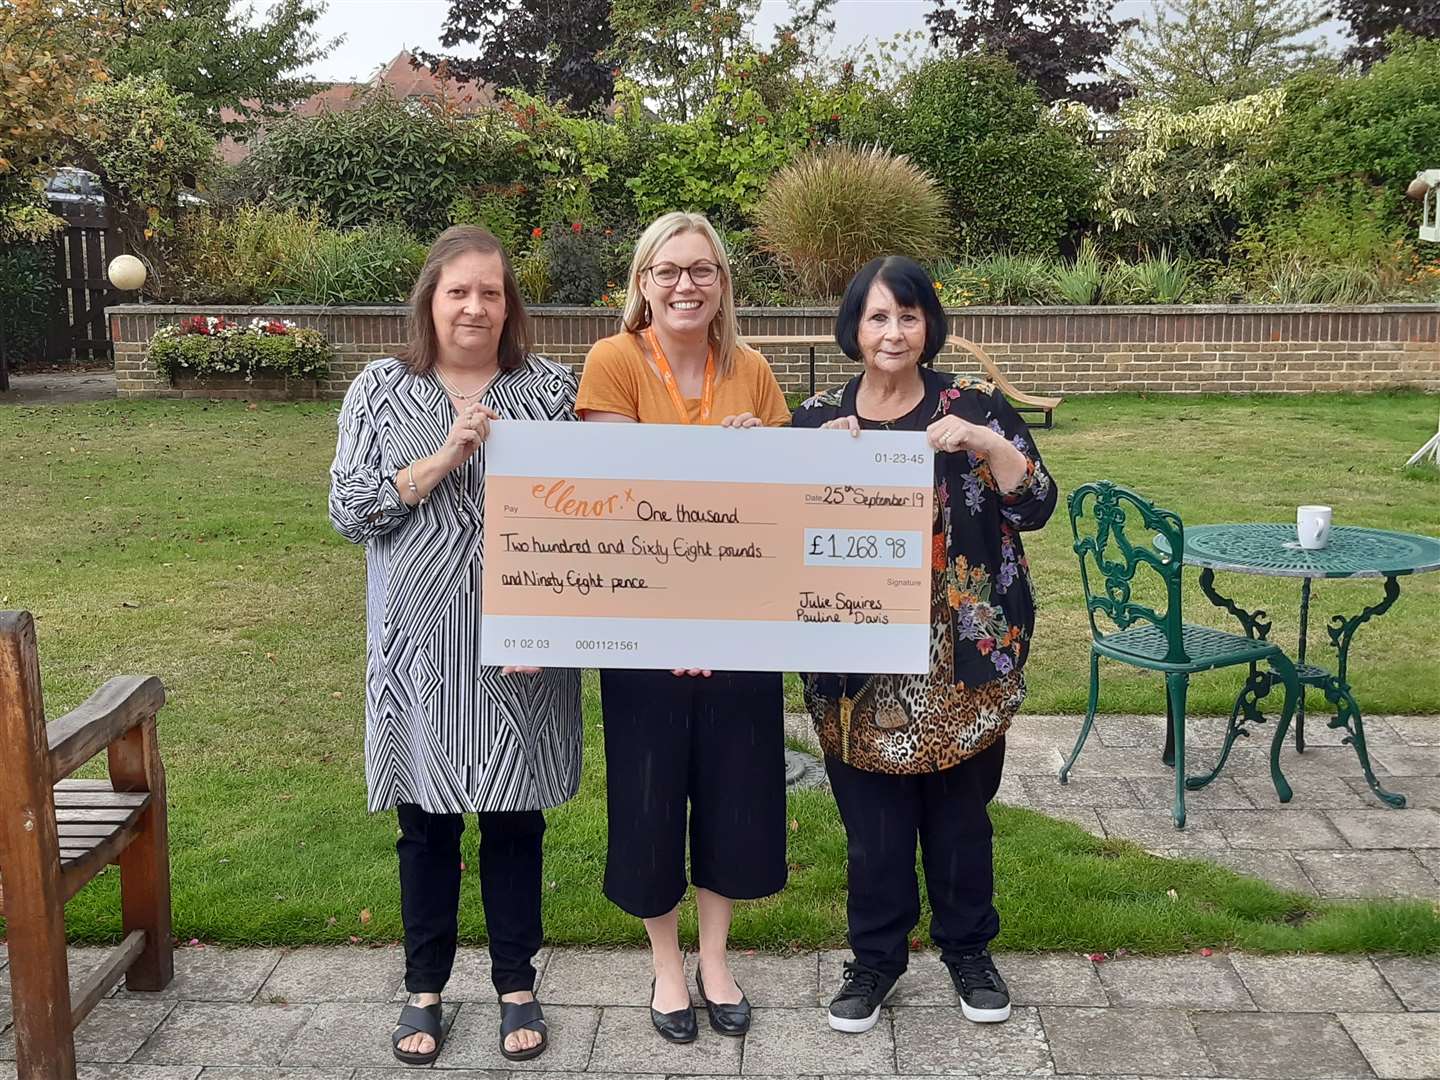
[600,669,788,918]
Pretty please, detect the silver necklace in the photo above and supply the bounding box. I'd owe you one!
[433,367,496,402]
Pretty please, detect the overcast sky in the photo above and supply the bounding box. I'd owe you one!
[299,1,1348,84]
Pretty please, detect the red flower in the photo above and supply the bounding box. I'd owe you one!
[182,316,208,335]
[831,113,841,121]
[531,227,543,239]
[571,221,583,234]
[266,320,288,335]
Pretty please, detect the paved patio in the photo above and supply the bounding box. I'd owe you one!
[2,711,1436,1079]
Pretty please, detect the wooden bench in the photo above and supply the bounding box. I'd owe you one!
[0,611,173,1080]
[744,333,1064,428]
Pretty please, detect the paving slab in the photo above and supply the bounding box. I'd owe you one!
[1229,954,1401,1013]
[1338,1012,1440,1080]
[533,947,656,1006]
[1006,716,1084,749]
[1210,809,1349,850]
[1091,714,1232,750]
[391,945,551,1002]
[1293,850,1440,900]
[1034,805,1107,836]
[259,948,404,1004]
[1095,809,1228,851]
[1130,777,1255,811]
[279,1000,457,1068]
[1367,747,1440,777]
[891,1005,1052,1075]
[0,1069,203,1080]
[0,999,174,1063]
[1371,955,1440,1011]
[1283,716,1402,749]
[1234,774,1368,811]
[1323,808,1440,850]
[1003,746,1065,774]
[120,948,283,1003]
[1059,746,1182,778]
[1352,777,1440,808]
[131,1003,315,1067]
[357,1073,661,1080]
[1020,773,1138,809]
[687,950,821,1007]
[740,1008,895,1075]
[1040,1006,1213,1076]
[433,1002,598,1071]
[197,1071,352,1079]
[588,1005,741,1074]
[1385,717,1440,745]
[1202,849,1318,895]
[1414,848,1440,880]
[819,949,950,1008]
[1189,1011,1374,1079]
[1095,955,1255,1011]
[997,954,1108,1008]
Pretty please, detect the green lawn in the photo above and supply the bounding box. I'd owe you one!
[3,393,1438,953]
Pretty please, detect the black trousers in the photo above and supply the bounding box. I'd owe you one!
[825,735,1006,980]
[600,669,788,919]
[396,802,544,996]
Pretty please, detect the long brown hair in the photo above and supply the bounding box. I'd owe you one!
[398,225,530,375]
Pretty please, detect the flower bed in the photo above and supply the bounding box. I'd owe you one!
[148,316,332,383]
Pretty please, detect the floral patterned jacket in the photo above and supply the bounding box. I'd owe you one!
[792,366,1057,689]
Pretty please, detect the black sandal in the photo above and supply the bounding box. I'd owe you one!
[392,1001,444,1066]
[499,998,549,1062]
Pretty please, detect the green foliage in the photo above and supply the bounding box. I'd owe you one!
[512,246,552,304]
[1107,250,1195,304]
[1244,34,1440,234]
[937,253,1059,306]
[0,243,54,361]
[449,187,526,251]
[268,222,427,305]
[74,73,217,237]
[893,56,1098,256]
[104,0,336,138]
[545,225,607,304]
[148,317,331,381]
[720,227,789,307]
[244,90,510,234]
[1117,0,1332,110]
[755,144,946,299]
[1053,238,1105,304]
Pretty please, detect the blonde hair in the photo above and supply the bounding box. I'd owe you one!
[621,211,743,379]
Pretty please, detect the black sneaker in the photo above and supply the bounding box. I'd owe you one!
[945,950,1011,1023]
[827,960,896,1034]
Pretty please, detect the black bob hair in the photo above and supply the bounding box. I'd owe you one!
[834,256,949,366]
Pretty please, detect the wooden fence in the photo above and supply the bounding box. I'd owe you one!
[45,200,120,363]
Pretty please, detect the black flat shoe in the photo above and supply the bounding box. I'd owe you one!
[696,965,751,1036]
[649,978,698,1043]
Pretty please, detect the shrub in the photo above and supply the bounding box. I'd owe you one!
[938,252,1058,306]
[1052,239,1104,305]
[892,56,1098,256]
[0,245,55,363]
[720,228,790,307]
[267,222,426,305]
[449,187,526,251]
[545,224,607,305]
[511,246,551,304]
[149,316,331,381]
[755,144,946,299]
[173,206,326,303]
[1104,250,1194,304]
[245,90,510,234]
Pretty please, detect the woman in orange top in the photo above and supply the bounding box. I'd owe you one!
[577,211,789,1044]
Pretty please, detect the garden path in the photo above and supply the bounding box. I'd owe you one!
[3,712,1436,1079]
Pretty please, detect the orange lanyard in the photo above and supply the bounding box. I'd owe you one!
[645,326,715,425]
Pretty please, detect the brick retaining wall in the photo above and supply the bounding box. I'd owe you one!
[109,304,1440,400]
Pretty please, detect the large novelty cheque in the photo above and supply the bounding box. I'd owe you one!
[480,422,933,673]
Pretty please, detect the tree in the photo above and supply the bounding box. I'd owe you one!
[1116,0,1332,109]
[416,0,614,112]
[924,0,1135,111]
[0,0,128,240]
[1335,2,1440,68]
[105,0,339,139]
[608,0,835,122]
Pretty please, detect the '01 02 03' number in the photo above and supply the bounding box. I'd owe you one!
[502,638,549,649]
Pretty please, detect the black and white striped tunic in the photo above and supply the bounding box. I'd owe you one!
[329,354,583,814]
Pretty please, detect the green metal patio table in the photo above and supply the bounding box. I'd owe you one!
[1156,524,1440,809]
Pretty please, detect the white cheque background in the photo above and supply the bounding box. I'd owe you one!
[480,422,934,673]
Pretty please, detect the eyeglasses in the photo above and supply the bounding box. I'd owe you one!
[642,261,720,288]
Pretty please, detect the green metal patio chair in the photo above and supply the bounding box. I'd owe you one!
[1061,481,1302,829]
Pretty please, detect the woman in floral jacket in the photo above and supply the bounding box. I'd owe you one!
[792,256,1055,1036]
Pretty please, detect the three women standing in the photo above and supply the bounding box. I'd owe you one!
[576,212,791,1043]
[329,226,581,1065]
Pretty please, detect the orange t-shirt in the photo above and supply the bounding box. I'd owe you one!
[575,331,791,426]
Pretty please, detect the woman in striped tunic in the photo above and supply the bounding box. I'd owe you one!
[329,226,581,1066]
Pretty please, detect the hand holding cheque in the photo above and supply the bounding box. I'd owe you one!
[479,421,934,673]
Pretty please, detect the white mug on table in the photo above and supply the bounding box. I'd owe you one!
[1297,505,1332,550]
